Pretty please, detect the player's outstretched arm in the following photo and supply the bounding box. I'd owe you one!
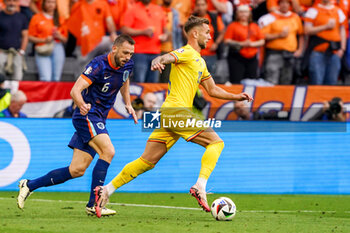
[201,77,253,102]
[120,79,138,124]
[150,53,176,73]
[70,76,92,115]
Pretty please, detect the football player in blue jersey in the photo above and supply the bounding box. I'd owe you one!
[17,34,138,217]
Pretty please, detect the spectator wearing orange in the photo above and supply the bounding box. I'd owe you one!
[30,0,71,19]
[224,5,265,84]
[67,0,117,76]
[159,0,183,82]
[0,0,28,81]
[28,0,67,81]
[259,0,304,84]
[194,0,225,74]
[304,0,346,85]
[192,0,229,13]
[171,0,193,25]
[266,0,302,13]
[106,0,129,31]
[121,0,168,82]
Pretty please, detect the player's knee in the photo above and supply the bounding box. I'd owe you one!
[101,147,115,160]
[70,165,87,178]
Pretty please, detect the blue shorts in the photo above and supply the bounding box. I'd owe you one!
[68,115,108,158]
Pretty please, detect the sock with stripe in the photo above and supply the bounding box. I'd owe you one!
[27,166,73,192]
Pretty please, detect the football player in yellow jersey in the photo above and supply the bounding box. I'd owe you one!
[94,16,253,217]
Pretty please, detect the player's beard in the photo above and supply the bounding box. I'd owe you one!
[114,56,124,67]
[198,41,206,50]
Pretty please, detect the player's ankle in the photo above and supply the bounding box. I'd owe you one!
[106,183,116,196]
[195,177,207,191]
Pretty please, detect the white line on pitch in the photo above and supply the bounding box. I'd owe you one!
[0,197,348,214]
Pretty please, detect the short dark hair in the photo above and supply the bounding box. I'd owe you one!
[113,34,135,46]
[184,15,209,34]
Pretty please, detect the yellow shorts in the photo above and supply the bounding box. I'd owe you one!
[148,107,206,151]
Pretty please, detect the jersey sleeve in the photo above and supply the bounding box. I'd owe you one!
[200,63,212,83]
[81,59,102,84]
[169,47,192,63]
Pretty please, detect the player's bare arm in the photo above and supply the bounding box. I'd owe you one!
[120,78,138,124]
[201,77,253,102]
[70,76,91,116]
[151,53,176,73]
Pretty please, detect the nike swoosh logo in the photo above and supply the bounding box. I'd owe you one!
[104,76,112,79]
[130,175,136,178]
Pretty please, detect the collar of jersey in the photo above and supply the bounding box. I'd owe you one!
[185,44,200,57]
[108,53,120,70]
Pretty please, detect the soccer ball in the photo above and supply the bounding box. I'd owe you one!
[210,197,236,221]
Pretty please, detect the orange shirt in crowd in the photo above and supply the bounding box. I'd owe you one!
[304,3,346,52]
[0,0,4,11]
[201,13,225,56]
[171,0,192,25]
[191,0,228,12]
[313,0,349,17]
[267,0,349,16]
[121,1,166,54]
[224,21,265,58]
[151,0,162,4]
[32,0,70,19]
[259,11,303,52]
[28,12,68,46]
[67,0,111,55]
[105,0,129,30]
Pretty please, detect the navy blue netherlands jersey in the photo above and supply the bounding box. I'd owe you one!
[73,53,133,120]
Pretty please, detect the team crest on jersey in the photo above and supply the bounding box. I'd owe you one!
[84,66,92,75]
[176,48,184,53]
[123,70,129,82]
[96,122,105,130]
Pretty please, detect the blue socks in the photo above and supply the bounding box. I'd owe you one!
[86,159,110,207]
[26,160,110,208]
[27,166,73,192]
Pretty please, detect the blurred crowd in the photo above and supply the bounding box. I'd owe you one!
[1,0,350,85]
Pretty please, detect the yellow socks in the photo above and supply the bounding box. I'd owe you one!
[111,157,155,190]
[199,141,224,180]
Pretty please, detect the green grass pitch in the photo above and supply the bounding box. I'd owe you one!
[0,191,349,233]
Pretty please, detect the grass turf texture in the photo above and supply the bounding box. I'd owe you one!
[0,192,349,233]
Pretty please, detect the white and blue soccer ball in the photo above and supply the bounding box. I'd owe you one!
[211,197,236,221]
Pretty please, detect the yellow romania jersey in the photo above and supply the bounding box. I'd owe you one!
[164,44,212,108]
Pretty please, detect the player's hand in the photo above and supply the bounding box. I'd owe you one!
[236,93,253,102]
[326,19,336,30]
[125,105,138,124]
[151,57,165,73]
[143,27,154,37]
[80,103,91,115]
